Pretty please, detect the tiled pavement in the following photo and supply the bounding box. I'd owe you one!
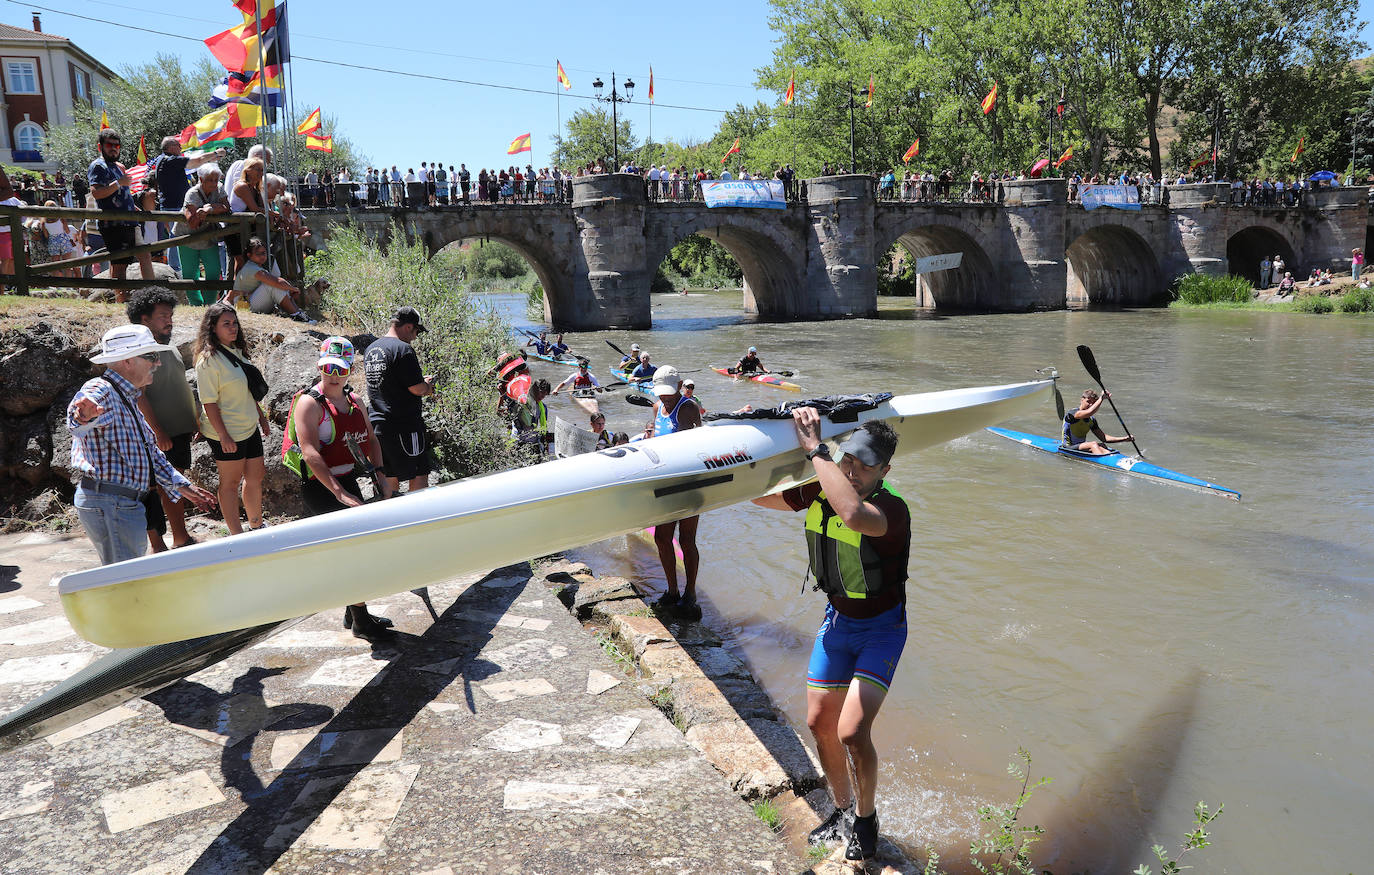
[0,531,797,874]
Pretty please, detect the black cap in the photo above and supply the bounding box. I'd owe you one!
[393,306,426,334]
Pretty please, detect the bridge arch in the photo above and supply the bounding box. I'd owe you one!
[874,214,999,310]
[417,215,575,323]
[1227,225,1297,287]
[644,209,804,318]
[1065,224,1163,306]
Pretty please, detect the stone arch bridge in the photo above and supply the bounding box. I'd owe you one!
[300,175,1369,329]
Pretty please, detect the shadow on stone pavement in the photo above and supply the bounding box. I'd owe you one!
[183,564,526,874]
[0,565,19,594]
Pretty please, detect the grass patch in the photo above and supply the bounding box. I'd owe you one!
[1172,273,1255,305]
[1293,294,1335,313]
[1168,299,1296,311]
[1336,287,1374,312]
[594,631,636,675]
[806,844,831,863]
[753,798,783,832]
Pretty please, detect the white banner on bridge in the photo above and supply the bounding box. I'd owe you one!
[700,180,787,209]
[913,252,963,274]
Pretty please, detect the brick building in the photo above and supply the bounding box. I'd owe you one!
[0,14,116,169]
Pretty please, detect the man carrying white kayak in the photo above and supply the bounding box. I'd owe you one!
[751,411,910,863]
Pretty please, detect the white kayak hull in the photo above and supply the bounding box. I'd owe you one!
[60,379,1052,647]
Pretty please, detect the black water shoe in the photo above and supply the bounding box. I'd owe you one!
[845,811,879,862]
[807,803,853,846]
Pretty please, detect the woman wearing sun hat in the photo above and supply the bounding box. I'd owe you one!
[282,336,394,639]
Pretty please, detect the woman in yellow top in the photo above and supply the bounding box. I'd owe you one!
[195,302,269,534]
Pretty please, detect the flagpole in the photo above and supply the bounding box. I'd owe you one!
[253,1,272,261]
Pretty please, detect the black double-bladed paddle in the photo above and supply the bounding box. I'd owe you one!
[1076,345,1143,458]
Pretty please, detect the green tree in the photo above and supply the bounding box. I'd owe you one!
[551,107,639,169]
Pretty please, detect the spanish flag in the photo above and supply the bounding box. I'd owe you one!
[1290,136,1305,163]
[902,138,920,164]
[135,135,147,165]
[507,132,532,155]
[720,137,741,165]
[297,107,322,135]
[1054,146,1074,168]
[305,133,333,153]
[556,60,571,91]
[784,72,795,106]
[981,82,997,115]
[648,66,655,103]
[100,110,111,130]
[865,74,874,109]
[1189,149,1214,172]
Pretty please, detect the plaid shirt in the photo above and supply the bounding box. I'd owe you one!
[66,369,191,499]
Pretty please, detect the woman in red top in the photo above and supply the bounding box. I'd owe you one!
[290,336,394,638]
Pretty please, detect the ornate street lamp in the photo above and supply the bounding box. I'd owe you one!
[592,73,635,170]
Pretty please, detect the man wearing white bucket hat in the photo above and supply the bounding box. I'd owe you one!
[67,324,217,565]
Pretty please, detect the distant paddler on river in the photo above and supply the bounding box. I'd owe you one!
[733,345,768,375]
[553,359,602,416]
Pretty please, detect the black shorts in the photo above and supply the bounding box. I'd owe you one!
[99,222,137,265]
[206,430,264,461]
[224,233,245,257]
[165,432,193,470]
[301,475,363,516]
[142,488,166,535]
[375,426,435,481]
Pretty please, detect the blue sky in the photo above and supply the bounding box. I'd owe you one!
[14,0,778,170]
[12,0,1374,171]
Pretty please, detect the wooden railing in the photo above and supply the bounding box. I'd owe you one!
[0,204,273,298]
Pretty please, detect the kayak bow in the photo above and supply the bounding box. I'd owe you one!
[711,367,802,392]
[985,427,1241,500]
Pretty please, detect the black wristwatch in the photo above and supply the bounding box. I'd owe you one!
[806,444,831,461]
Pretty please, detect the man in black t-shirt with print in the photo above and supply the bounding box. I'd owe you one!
[364,306,438,495]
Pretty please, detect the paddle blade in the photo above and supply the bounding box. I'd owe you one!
[625,393,653,408]
[1053,385,1066,421]
[1076,345,1103,385]
[605,340,627,357]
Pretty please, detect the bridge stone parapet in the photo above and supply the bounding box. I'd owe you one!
[300,178,1369,328]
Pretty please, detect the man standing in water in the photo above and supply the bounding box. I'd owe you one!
[645,366,702,618]
[752,412,910,863]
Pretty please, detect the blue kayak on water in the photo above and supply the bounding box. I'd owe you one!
[611,367,655,396]
[986,427,1241,501]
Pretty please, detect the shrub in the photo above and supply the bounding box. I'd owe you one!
[1336,287,1374,312]
[1293,294,1334,313]
[305,222,525,480]
[1172,274,1255,305]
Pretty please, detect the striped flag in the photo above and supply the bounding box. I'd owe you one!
[865,74,874,108]
[126,161,152,194]
[297,106,322,135]
[1189,149,1214,172]
[1054,146,1074,168]
[556,60,571,91]
[208,66,284,108]
[1290,136,1305,163]
[304,133,332,152]
[205,1,290,72]
[783,72,795,106]
[507,132,532,155]
[902,138,920,164]
[100,110,111,130]
[135,135,147,165]
[648,67,655,103]
[981,82,997,115]
[720,137,741,164]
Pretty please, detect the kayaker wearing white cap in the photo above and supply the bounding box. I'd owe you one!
[643,365,703,617]
[618,342,642,369]
[66,325,217,566]
[735,346,767,374]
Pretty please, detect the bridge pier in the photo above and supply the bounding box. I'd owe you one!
[569,175,652,330]
[803,176,878,318]
[1001,179,1067,309]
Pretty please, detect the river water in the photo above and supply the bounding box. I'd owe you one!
[495,290,1373,873]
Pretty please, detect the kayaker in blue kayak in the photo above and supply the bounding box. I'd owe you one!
[618,343,642,369]
[1063,389,1133,455]
[524,331,553,357]
[630,352,658,381]
[549,333,571,357]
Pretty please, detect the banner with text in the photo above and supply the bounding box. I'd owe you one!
[700,180,787,210]
[1080,184,1141,211]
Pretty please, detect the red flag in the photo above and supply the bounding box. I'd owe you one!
[556,60,571,91]
[507,132,532,155]
[865,74,874,108]
[1028,158,1050,178]
[1054,146,1074,168]
[648,67,655,103]
[100,110,110,130]
[1290,136,1305,163]
[981,82,997,115]
[784,72,795,106]
[902,138,920,164]
[205,2,288,72]
[720,138,741,165]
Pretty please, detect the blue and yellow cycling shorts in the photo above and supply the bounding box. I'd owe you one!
[805,601,907,693]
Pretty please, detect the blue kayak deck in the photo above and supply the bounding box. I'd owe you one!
[986,427,1241,500]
